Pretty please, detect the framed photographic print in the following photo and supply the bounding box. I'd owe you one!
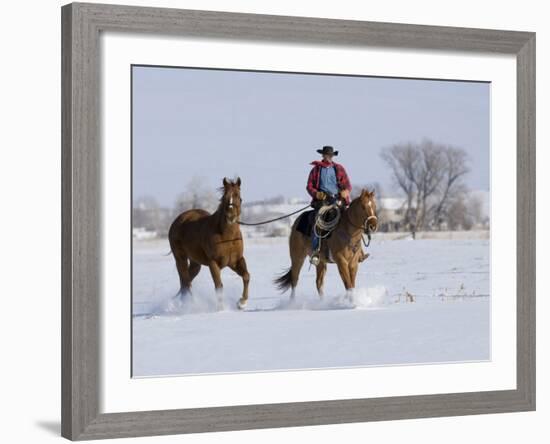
[61,2,535,440]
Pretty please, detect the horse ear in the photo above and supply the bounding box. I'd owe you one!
[236,177,241,187]
[223,177,229,187]
[360,189,367,198]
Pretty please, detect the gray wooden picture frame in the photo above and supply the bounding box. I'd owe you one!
[61,2,536,440]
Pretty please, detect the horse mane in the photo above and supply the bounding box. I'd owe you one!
[344,191,374,225]
[347,194,363,211]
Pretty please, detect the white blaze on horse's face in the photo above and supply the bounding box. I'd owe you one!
[225,189,241,224]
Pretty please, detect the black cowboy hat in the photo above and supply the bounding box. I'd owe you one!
[316,145,339,156]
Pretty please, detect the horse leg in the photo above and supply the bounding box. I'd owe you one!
[188,260,201,283]
[315,261,327,299]
[182,260,200,301]
[348,259,360,304]
[174,254,192,297]
[289,253,306,300]
[208,260,224,310]
[335,257,354,301]
[289,230,309,299]
[231,257,250,310]
[349,259,359,289]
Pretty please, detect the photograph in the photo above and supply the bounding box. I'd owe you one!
[131,65,491,378]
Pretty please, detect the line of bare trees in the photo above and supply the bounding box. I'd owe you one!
[173,176,219,215]
[380,139,480,232]
[133,176,220,236]
[135,144,486,237]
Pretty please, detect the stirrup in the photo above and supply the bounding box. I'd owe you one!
[310,253,320,266]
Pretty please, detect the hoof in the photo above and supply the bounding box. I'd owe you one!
[175,288,190,299]
[236,299,247,310]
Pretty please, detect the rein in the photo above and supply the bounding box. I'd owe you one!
[237,204,311,226]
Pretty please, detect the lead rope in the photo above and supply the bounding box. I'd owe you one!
[363,229,372,248]
[237,204,311,226]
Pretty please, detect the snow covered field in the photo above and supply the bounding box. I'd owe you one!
[132,236,490,377]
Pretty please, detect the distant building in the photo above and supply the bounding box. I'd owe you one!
[378,197,410,232]
[133,200,174,238]
[133,227,158,240]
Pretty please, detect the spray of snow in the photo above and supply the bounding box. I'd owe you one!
[144,285,390,316]
[149,292,213,316]
[274,285,390,311]
[351,285,390,309]
[148,288,243,316]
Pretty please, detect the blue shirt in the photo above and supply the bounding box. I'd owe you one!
[319,165,339,196]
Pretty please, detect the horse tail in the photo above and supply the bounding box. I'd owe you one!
[274,268,293,292]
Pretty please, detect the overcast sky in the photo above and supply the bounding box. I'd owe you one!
[132,66,490,207]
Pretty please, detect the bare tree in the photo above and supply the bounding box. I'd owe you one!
[352,181,383,198]
[414,140,446,229]
[431,146,470,229]
[174,175,219,214]
[380,143,417,228]
[447,194,474,230]
[132,195,174,236]
[133,195,160,229]
[381,139,470,232]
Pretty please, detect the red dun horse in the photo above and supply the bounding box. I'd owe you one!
[275,189,378,301]
[168,177,250,310]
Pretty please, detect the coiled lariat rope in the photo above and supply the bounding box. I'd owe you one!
[313,204,341,239]
[237,204,311,226]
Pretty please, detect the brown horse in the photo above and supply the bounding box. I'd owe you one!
[274,189,378,301]
[168,177,250,310]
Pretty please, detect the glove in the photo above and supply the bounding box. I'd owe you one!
[339,189,350,199]
[315,191,327,200]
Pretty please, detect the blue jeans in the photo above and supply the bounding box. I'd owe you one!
[312,232,320,252]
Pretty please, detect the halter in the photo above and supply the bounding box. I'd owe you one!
[346,202,378,232]
[345,199,378,248]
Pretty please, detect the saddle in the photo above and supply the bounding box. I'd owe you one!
[296,205,368,263]
[296,210,316,237]
[296,206,339,239]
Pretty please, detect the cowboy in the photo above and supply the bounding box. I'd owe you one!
[306,145,352,265]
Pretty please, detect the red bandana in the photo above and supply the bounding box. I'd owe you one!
[310,160,334,167]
